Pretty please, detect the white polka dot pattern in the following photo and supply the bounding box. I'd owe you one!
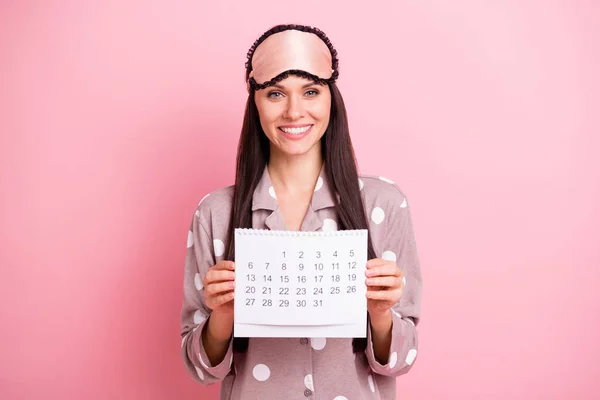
[213,239,224,257]
[193,310,206,324]
[195,366,204,380]
[194,273,203,290]
[389,352,398,369]
[268,186,277,199]
[382,250,397,262]
[406,349,417,365]
[314,177,323,192]
[187,231,194,248]
[367,374,375,392]
[310,338,326,350]
[253,364,270,381]
[379,176,394,184]
[322,218,338,232]
[371,207,385,224]
[304,374,314,391]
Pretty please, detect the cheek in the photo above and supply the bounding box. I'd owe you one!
[256,103,281,128]
[312,100,331,124]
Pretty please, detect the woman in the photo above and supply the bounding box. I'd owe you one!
[181,24,422,399]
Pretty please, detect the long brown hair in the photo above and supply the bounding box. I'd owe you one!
[225,25,376,353]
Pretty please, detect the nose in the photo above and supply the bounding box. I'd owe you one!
[283,95,303,120]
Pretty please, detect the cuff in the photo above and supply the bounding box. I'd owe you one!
[366,309,417,376]
[191,317,234,380]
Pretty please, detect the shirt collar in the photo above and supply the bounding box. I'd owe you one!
[251,163,338,212]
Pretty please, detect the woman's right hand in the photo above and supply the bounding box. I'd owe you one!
[202,261,236,317]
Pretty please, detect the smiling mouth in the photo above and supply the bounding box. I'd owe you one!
[278,125,313,135]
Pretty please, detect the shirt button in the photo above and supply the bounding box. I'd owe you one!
[304,389,313,397]
[300,338,308,345]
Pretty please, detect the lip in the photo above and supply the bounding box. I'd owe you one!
[278,124,313,128]
[277,124,313,140]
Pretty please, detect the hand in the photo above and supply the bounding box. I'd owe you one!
[365,258,404,318]
[202,261,236,317]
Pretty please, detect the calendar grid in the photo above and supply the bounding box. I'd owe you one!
[234,229,368,330]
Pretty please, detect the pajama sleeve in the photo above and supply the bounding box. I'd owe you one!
[366,190,422,377]
[180,205,234,385]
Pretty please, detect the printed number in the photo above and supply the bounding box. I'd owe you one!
[350,249,355,257]
[347,286,356,293]
[248,262,253,269]
[316,251,322,258]
[313,287,323,295]
[331,275,340,282]
[279,300,289,307]
[330,287,340,294]
[348,261,356,269]
[314,275,323,283]
[280,276,289,283]
[332,263,339,270]
[246,298,255,306]
[298,276,307,283]
[297,288,306,295]
[296,300,307,307]
[299,251,304,259]
[262,299,272,307]
[298,263,304,271]
[262,287,271,295]
[282,251,286,258]
[245,286,255,294]
[315,263,324,271]
[246,274,255,282]
[265,262,270,269]
[333,250,338,257]
[282,263,287,270]
[348,274,356,281]
[313,300,323,307]
[279,287,289,295]
[263,275,272,282]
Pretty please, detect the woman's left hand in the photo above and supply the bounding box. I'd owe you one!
[365,258,404,317]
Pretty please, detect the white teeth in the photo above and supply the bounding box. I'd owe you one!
[280,125,311,134]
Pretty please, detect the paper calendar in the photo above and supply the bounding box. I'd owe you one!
[233,228,368,338]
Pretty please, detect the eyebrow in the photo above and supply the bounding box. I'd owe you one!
[272,82,318,90]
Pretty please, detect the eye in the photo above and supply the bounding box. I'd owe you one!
[267,91,283,99]
[305,89,319,97]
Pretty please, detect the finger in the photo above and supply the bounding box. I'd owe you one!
[214,261,236,270]
[365,276,401,288]
[205,280,235,297]
[204,270,235,286]
[366,258,388,268]
[365,265,402,278]
[209,290,235,308]
[366,288,401,301]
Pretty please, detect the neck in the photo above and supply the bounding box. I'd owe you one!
[267,146,323,195]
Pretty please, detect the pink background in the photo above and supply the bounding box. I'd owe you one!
[1,1,598,399]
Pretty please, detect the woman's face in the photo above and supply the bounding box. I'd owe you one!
[254,75,331,159]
